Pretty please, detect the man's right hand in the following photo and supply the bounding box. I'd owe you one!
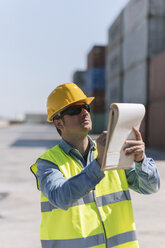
[96,131,107,167]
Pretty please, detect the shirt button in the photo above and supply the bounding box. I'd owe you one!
[97,175,101,179]
[85,191,88,194]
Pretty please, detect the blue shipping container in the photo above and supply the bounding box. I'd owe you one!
[85,67,105,93]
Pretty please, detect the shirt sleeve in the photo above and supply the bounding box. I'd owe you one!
[125,155,160,194]
[36,158,105,210]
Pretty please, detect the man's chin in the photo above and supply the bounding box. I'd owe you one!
[83,125,92,133]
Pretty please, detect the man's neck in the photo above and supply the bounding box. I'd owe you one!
[62,134,89,157]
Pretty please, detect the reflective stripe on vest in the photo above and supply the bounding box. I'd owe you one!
[41,190,131,212]
[31,144,139,248]
[41,233,105,248]
[107,230,137,248]
[41,230,137,248]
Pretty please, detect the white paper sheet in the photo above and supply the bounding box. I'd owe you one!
[101,103,145,171]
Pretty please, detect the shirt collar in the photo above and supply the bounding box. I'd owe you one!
[88,135,96,151]
[59,135,96,155]
[59,139,72,154]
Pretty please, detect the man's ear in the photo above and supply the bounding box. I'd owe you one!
[53,119,64,131]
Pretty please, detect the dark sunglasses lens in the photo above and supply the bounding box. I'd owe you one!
[61,105,90,117]
[67,107,82,115]
[75,105,90,114]
[85,105,90,113]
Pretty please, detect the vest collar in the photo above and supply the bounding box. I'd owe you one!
[59,136,96,155]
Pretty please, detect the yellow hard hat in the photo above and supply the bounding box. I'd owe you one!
[47,82,95,122]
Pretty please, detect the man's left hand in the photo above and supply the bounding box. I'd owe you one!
[124,127,145,162]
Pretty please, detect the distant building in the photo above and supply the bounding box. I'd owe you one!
[24,113,47,124]
[0,119,9,128]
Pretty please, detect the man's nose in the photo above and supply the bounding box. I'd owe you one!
[80,107,89,115]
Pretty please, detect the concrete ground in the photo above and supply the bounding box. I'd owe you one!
[0,124,164,248]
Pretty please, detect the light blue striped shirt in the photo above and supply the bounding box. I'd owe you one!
[36,136,160,210]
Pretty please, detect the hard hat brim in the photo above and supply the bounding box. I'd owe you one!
[48,96,95,122]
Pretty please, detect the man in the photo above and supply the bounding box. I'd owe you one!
[31,82,160,248]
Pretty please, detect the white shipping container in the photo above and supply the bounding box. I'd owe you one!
[106,45,123,80]
[124,0,149,35]
[105,81,111,127]
[106,76,122,108]
[124,0,165,35]
[105,82,111,111]
[109,77,122,103]
[149,17,165,58]
[105,83,110,127]
[108,10,123,49]
[123,19,148,71]
[149,0,165,16]
[123,16,165,70]
[123,61,147,104]
[105,76,122,127]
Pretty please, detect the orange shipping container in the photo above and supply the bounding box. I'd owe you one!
[87,46,106,70]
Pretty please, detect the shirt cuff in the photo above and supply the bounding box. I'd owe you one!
[84,159,105,185]
[134,155,154,178]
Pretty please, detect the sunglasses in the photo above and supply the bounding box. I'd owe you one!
[55,104,90,119]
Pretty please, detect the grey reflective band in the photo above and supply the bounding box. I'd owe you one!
[41,233,105,248]
[107,230,137,247]
[72,191,94,207]
[96,190,131,207]
[41,201,55,212]
[41,191,94,212]
[41,231,137,248]
[41,190,131,212]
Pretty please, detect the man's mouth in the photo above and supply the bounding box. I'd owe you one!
[81,118,89,124]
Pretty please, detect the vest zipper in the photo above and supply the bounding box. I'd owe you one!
[93,189,108,248]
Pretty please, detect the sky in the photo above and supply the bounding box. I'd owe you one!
[0,0,129,120]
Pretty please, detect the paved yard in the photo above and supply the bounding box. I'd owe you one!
[0,124,164,248]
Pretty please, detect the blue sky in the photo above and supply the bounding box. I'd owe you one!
[0,0,129,119]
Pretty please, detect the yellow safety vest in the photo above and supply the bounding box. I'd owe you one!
[31,145,139,248]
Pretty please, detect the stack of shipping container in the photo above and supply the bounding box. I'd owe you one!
[72,0,165,146]
[106,0,165,143]
[123,0,165,143]
[86,46,106,133]
[123,0,165,104]
[106,10,124,124]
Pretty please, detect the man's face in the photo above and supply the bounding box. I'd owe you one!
[56,103,92,137]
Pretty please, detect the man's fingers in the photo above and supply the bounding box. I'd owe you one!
[100,131,107,139]
[132,127,142,141]
[124,128,145,162]
[125,140,144,146]
[125,145,144,154]
[125,150,143,156]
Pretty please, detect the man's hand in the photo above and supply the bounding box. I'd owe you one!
[124,127,145,162]
[96,131,107,167]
